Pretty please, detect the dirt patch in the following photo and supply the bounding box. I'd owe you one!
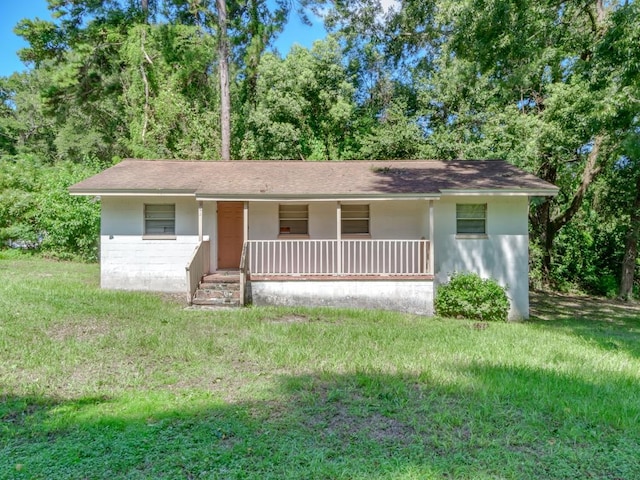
[48,319,110,342]
[268,314,310,324]
[301,382,416,446]
[530,290,640,323]
[1,401,45,426]
[159,292,188,304]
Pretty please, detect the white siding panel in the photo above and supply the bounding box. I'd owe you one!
[101,196,199,236]
[433,196,530,320]
[310,202,337,239]
[248,200,430,240]
[248,202,278,240]
[371,200,428,239]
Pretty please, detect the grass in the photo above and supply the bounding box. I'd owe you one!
[1,253,640,479]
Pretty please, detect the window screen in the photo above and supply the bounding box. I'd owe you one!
[456,204,486,235]
[279,204,308,235]
[341,204,370,234]
[145,204,175,235]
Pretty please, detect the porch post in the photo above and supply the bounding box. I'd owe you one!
[429,200,435,275]
[243,201,248,243]
[336,201,342,275]
[198,200,203,242]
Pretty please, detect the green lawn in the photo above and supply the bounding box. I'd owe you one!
[1,254,640,479]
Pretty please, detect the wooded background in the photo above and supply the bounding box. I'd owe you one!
[1,0,638,298]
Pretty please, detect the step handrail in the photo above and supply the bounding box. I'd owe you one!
[185,240,210,305]
[239,241,249,306]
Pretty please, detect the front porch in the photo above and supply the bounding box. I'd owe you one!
[187,238,434,312]
[185,198,436,312]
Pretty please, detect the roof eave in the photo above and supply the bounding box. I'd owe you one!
[439,188,559,197]
[194,193,442,202]
[69,188,197,197]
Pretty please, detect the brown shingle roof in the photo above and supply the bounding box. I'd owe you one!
[69,159,558,198]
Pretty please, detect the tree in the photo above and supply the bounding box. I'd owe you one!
[240,38,357,160]
[217,0,231,160]
[619,163,640,299]
[596,2,640,298]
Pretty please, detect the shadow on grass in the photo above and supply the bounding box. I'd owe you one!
[530,290,640,358]
[3,364,639,479]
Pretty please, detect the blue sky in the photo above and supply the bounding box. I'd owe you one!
[0,1,328,77]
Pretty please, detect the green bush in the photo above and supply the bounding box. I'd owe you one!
[435,272,510,322]
[0,155,102,261]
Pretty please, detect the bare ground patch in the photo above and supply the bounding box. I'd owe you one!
[299,381,417,447]
[47,318,110,342]
[530,290,640,323]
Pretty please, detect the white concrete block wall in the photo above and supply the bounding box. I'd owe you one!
[101,196,201,292]
[250,280,434,315]
[433,195,530,320]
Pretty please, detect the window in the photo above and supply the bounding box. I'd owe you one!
[341,204,370,235]
[456,204,486,235]
[144,204,175,236]
[279,204,308,235]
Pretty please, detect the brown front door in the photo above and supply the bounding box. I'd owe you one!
[217,202,244,269]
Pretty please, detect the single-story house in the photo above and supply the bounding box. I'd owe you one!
[69,159,558,320]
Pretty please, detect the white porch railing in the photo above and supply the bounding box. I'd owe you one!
[246,239,431,276]
[185,240,210,304]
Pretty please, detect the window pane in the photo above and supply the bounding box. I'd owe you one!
[342,219,369,234]
[280,220,308,234]
[145,204,175,235]
[456,204,486,219]
[342,205,369,219]
[456,204,486,234]
[279,205,308,234]
[341,204,370,234]
[457,219,486,234]
[146,219,176,234]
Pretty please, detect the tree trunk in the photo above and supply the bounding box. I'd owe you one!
[531,157,557,280]
[532,136,604,284]
[619,174,640,300]
[217,0,231,161]
[549,135,603,234]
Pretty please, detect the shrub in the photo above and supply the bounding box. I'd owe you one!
[435,272,510,322]
[0,156,102,261]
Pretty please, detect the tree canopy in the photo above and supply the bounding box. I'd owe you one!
[1,0,638,298]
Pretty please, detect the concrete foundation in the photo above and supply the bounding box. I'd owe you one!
[248,279,434,315]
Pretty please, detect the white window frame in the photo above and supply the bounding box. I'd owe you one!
[279,204,309,237]
[456,203,487,237]
[341,204,370,237]
[144,204,176,239]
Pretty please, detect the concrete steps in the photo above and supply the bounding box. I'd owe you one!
[192,271,241,307]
